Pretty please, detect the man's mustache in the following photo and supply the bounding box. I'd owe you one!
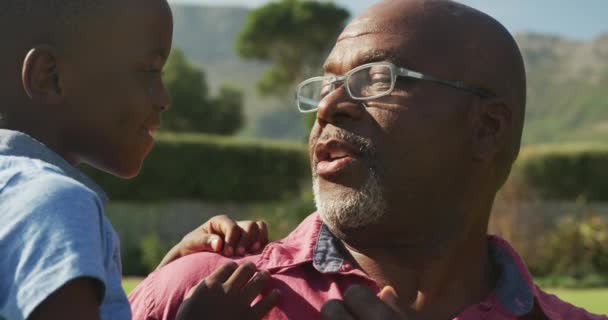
[317,129,376,160]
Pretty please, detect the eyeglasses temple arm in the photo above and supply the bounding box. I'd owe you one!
[398,69,495,98]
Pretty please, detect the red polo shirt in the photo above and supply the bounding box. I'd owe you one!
[129,213,607,320]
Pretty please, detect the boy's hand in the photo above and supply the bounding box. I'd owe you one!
[157,215,269,269]
[176,262,281,320]
[321,285,412,320]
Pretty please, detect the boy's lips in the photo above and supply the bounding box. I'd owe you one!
[141,125,160,139]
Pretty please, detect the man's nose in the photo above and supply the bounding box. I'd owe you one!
[316,86,364,126]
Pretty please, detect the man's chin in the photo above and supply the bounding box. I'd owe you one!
[321,215,367,239]
[313,167,386,237]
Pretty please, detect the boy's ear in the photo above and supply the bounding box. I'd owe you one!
[21,46,64,104]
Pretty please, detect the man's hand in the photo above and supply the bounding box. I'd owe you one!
[176,262,281,320]
[157,215,269,269]
[321,285,411,320]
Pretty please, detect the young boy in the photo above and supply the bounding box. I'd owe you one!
[0,0,278,319]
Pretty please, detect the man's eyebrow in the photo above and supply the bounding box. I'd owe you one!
[323,49,402,73]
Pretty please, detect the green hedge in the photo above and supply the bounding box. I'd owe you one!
[82,133,309,202]
[82,133,608,203]
[515,144,608,201]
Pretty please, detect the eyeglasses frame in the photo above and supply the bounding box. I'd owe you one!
[296,61,495,113]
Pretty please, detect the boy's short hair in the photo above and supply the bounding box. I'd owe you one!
[1,0,112,49]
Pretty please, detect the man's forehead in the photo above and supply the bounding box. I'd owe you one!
[337,17,390,41]
[323,16,414,74]
[323,48,401,74]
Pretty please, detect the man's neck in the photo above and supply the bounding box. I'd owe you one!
[343,231,498,320]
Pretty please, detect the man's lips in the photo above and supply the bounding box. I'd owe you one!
[315,139,362,177]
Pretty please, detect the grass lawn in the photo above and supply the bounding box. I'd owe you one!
[122,278,607,315]
[544,288,608,315]
[122,277,143,295]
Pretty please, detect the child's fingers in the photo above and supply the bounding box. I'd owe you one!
[321,300,355,320]
[203,261,239,288]
[241,270,271,303]
[378,286,402,314]
[255,221,269,251]
[207,215,241,257]
[223,262,257,294]
[184,233,224,254]
[249,289,281,320]
[236,221,259,255]
[185,277,207,299]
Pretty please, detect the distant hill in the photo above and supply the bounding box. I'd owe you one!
[516,33,608,144]
[170,4,608,145]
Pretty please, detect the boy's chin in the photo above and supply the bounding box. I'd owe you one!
[90,158,144,180]
[114,167,142,180]
[111,162,143,180]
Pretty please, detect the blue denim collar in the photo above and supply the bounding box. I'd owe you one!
[313,227,534,316]
[0,129,108,203]
[313,224,347,273]
[489,239,535,316]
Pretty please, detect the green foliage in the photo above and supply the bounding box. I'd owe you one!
[246,189,315,240]
[210,85,245,135]
[170,5,299,139]
[140,234,168,273]
[162,49,244,135]
[120,234,169,276]
[81,133,309,202]
[121,244,146,276]
[516,144,608,201]
[532,214,608,280]
[236,0,350,98]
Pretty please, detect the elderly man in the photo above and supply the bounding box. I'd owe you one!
[129,0,606,319]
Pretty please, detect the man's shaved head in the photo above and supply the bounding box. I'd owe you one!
[349,0,527,171]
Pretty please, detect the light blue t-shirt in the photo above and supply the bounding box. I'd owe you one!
[0,130,131,320]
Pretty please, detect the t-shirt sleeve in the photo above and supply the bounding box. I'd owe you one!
[0,172,107,320]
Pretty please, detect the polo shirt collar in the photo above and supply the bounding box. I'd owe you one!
[0,129,108,202]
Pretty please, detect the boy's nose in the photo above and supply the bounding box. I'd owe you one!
[155,83,172,112]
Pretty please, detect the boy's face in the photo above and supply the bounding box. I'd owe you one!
[59,0,173,178]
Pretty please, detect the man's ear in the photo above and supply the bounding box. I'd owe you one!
[21,46,64,104]
[471,97,512,162]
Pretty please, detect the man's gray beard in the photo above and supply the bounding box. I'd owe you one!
[313,168,387,233]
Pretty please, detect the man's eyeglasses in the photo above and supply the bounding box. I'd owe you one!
[295,62,495,113]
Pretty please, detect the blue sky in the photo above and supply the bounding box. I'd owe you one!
[168,0,608,40]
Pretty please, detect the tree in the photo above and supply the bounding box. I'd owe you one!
[162,49,244,135]
[236,0,350,99]
[211,85,244,135]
